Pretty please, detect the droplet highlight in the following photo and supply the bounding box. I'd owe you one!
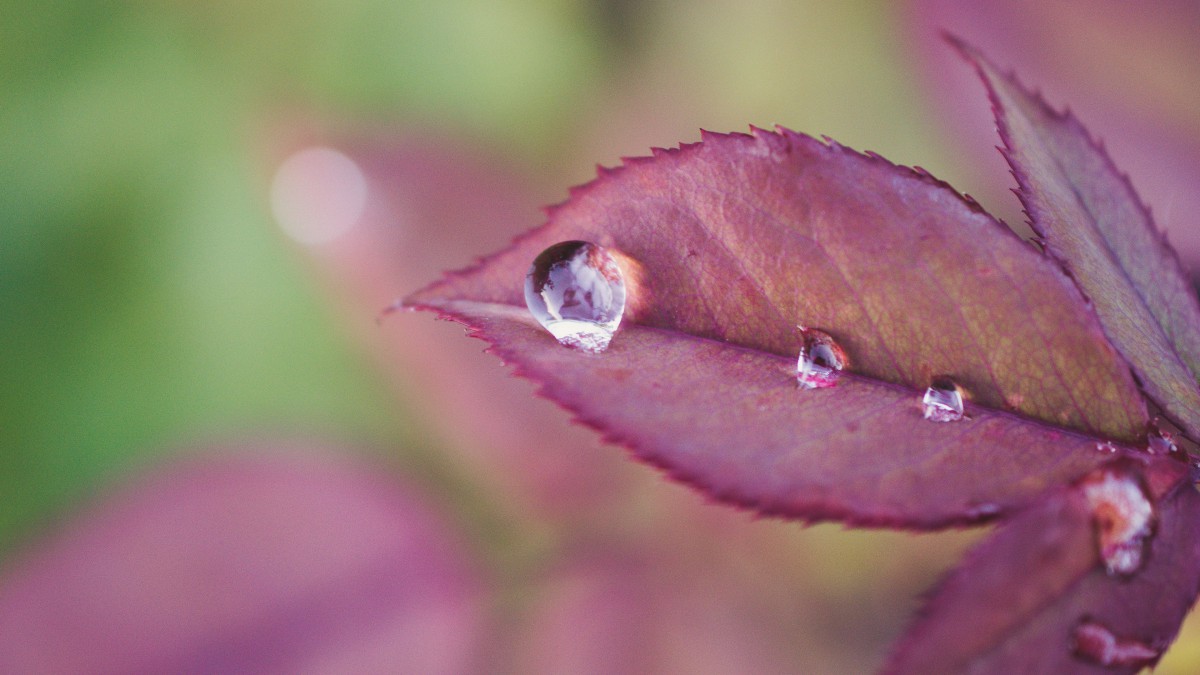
[922,376,964,422]
[1072,620,1160,669]
[524,241,626,354]
[1081,469,1155,576]
[796,328,847,389]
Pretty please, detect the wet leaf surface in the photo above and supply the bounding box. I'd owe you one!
[408,126,1149,524]
[423,301,1148,526]
[957,42,1200,443]
[886,458,1200,674]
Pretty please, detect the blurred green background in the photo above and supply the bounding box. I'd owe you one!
[1,0,592,549]
[1,0,954,556]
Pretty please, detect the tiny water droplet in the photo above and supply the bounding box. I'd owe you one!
[524,241,626,354]
[1147,426,1180,457]
[795,327,847,389]
[1072,620,1160,668]
[922,376,964,422]
[1081,469,1155,576]
[1095,441,1119,454]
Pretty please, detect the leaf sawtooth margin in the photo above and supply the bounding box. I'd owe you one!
[955,38,1200,442]
[407,127,1151,526]
[417,301,1156,528]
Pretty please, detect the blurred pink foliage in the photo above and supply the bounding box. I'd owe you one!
[906,0,1200,266]
[0,442,485,673]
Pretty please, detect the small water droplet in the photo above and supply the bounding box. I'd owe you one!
[795,327,847,389]
[922,376,964,422]
[1147,426,1180,457]
[1095,441,1119,454]
[1072,620,1160,668]
[524,241,626,354]
[1081,469,1155,576]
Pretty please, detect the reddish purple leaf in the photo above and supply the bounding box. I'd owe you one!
[0,442,486,674]
[956,42,1200,441]
[421,301,1150,526]
[885,457,1200,674]
[904,0,1200,267]
[408,127,1149,524]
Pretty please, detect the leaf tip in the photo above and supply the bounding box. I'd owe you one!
[376,297,410,325]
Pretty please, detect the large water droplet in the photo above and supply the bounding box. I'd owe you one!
[796,328,847,389]
[922,376,964,422]
[1081,469,1155,576]
[1072,620,1160,669]
[524,241,626,353]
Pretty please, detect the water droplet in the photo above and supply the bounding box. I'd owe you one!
[524,241,626,353]
[1072,620,1160,668]
[1095,441,1119,454]
[1147,426,1180,457]
[1081,469,1154,576]
[795,327,847,389]
[922,376,964,422]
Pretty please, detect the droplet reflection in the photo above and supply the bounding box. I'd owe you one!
[796,328,847,389]
[524,241,626,353]
[922,376,964,422]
